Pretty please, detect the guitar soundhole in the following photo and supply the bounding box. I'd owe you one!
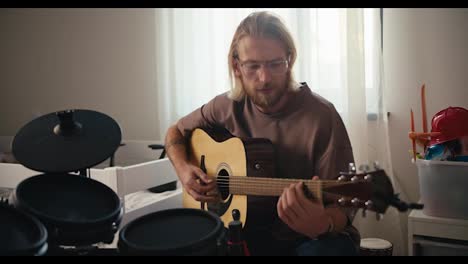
[217,169,230,200]
[205,169,233,217]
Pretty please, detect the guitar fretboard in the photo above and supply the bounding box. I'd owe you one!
[217,176,345,200]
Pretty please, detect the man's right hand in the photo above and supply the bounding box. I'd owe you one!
[165,125,219,203]
[178,163,218,203]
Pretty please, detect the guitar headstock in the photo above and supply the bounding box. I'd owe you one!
[325,162,423,219]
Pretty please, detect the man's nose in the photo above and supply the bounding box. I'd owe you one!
[257,65,272,83]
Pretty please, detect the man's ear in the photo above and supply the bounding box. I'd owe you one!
[233,61,241,77]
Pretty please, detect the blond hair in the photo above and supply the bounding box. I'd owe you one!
[227,11,299,101]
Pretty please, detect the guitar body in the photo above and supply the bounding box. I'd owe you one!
[184,128,275,227]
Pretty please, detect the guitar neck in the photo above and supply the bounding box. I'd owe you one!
[220,176,343,199]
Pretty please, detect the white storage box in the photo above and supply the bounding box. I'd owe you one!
[416,159,468,220]
[0,137,183,228]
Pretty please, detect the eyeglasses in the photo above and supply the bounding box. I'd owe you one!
[237,58,289,78]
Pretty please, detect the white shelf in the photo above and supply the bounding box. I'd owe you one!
[408,209,468,256]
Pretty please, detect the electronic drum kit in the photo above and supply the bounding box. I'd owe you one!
[0,109,225,256]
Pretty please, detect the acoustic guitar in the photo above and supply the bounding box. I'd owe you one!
[183,128,422,227]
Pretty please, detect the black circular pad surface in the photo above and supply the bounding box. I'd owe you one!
[120,208,223,255]
[15,174,121,225]
[12,109,121,173]
[0,204,47,255]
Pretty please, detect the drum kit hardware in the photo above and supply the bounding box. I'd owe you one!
[1,109,226,256]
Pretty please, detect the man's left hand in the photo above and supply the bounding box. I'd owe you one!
[277,176,331,239]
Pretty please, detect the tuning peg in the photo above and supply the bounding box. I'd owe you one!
[348,163,356,174]
[362,209,367,218]
[376,213,384,221]
[351,176,360,183]
[338,175,347,182]
[364,174,372,182]
[372,161,381,170]
[351,198,361,207]
[365,200,373,210]
[359,164,370,172]
[338,197,347,206]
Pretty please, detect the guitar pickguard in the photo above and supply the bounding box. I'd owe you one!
[202,194,234,217]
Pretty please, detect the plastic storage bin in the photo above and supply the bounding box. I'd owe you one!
[416,159,468,220]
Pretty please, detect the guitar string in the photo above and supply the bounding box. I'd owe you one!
[214,178,357,187]
[215,177,346,184]
[214,183,350,190]
[214,185,353,192]
[214,178,352,185]
[214,175,365,183]
[213,182,358,192]
[212,176,366,189]
[212,182,362,196]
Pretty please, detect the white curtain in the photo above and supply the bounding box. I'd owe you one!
[155,8,406,255]
[352,9,407,256]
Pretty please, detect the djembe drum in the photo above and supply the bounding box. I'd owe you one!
[360,238,393,256]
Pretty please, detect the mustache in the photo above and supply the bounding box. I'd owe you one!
[256,84,273,90]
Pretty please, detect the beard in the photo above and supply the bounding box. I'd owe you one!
[243,75,290,109]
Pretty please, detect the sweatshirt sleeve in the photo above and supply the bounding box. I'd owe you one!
[176,94,225,137]
[316,107,357,224]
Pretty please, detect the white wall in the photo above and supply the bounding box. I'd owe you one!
[383,8,468,253]
[0,8,159,143]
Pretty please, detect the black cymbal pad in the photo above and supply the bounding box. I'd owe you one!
[12,109,122,173]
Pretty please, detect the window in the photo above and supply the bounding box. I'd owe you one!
[155,8,383,135]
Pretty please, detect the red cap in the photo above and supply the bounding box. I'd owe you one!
[430,106,468,146]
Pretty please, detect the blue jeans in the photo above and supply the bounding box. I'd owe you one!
[294,233,359,256]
